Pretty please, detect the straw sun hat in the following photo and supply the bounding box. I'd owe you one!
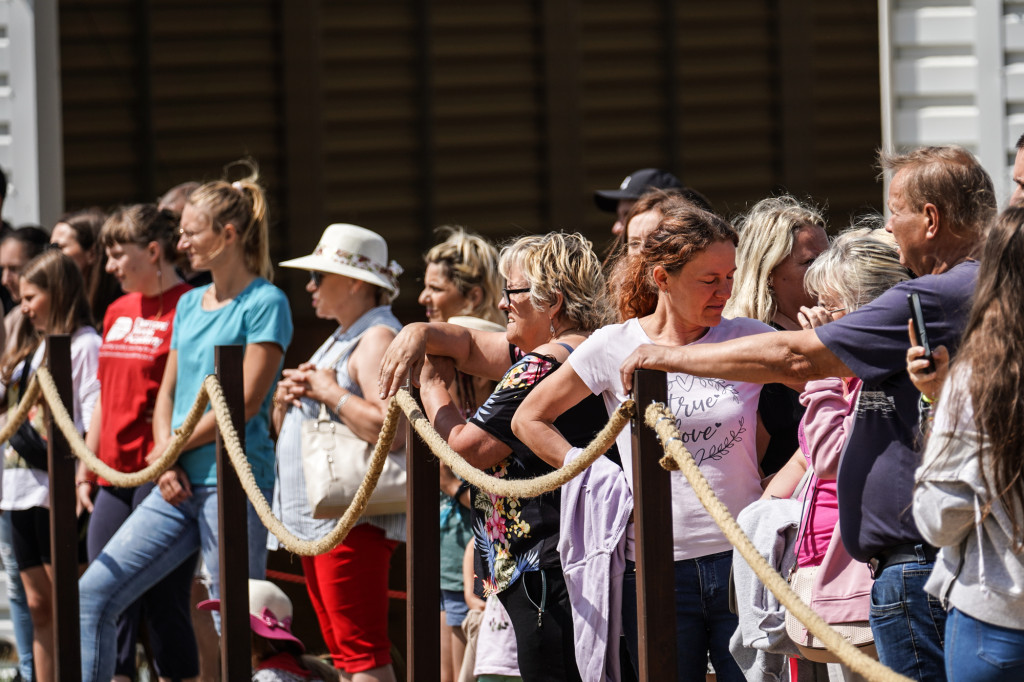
[279,223,403,302]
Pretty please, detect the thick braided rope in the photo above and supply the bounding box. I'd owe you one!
[646,402,911,682]
[34,367,203,486]
[204,375,401,556]
[394,388,633,498]
[0,374,41,444]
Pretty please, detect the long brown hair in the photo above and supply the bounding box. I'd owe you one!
[943,206,1024,547]
[1,250,93,384]
[612,205,737,320]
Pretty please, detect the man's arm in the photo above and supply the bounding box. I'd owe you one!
[620,328,854,391]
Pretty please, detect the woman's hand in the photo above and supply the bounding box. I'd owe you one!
[907,321,949,401]
[157,466,192,505]
[76,481,96,517]
[797,305,835,330]
[421,354,456,390]
[295,363,343,405]
[378,323,430,398]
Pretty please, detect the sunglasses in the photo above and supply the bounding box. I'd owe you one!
[310,271,324,288]
[502,286,531,305]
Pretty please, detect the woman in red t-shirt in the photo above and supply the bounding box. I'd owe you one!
[76,204,198,682]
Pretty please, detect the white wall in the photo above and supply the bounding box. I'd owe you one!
[879,0,1024,204]
[0,0,63,227]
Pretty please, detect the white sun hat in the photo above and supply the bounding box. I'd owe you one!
[279,223,403,302]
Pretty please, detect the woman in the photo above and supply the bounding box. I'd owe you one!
[757,230,908,677]
[513,207,772,681]
[272,222,405,681]
[724,195,829,475]
[51,207,123,328]
[912,206,1024,682]
[76,204,199,682]
[419,226,504,682]
[78,165,293,682]
[0,249,101,682]
[379,232,614,682]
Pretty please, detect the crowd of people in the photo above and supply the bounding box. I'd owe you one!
[0,140,1021,682]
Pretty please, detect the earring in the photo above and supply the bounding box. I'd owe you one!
[550,319,556,336]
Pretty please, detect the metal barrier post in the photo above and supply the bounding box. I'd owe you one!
[631,369,676,679]
[406,387,440,679]
[215,345,250,681]
[47,334,81,681]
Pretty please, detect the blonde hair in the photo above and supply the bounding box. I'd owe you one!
[187,159,272,280]
[424,226,503,326]
[725,195,826,323]
[803,227,910,312]
[499,232,611,332]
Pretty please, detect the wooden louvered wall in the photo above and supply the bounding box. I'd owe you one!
[59,0,884,336]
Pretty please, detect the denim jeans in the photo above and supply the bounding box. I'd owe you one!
[622,550,743,682]
[945,608,1024,682]
[0,512,33,681]
[869,553,947,681]
[79,485,270,682]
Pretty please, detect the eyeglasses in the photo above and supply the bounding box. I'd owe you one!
[310,271,324,288]
[502,286,531,305]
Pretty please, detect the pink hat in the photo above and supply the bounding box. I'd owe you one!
[197,579,304,651]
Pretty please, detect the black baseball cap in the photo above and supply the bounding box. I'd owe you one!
[594,168,683,212]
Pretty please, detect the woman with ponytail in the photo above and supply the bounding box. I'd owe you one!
[78,163,293,682]
[514,205,772,681]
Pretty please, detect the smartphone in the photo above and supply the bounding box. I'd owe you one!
[907,292,935,372]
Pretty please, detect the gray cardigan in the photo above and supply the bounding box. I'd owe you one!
[913,369,1024,630]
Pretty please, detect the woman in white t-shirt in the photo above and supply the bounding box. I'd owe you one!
[513,205,772,682]
[0,249,101,682]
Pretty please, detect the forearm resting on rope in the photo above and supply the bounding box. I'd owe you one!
[512,362,592,468]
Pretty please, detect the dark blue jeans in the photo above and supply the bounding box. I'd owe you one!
[869,553,947,681]
[946,608,1024,682]
[622,550,743,682]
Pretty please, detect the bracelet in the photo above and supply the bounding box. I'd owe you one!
[454,480,471,501]
[76,481,94,488]
[334,391,352,415]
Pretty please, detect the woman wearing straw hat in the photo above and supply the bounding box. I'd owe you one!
[271,223,405,682]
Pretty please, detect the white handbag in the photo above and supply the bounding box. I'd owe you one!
[301,403,406,518]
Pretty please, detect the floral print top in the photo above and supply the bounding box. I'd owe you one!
[468,348,618,595]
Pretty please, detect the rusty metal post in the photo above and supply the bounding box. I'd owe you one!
[215,345,250,681]
[406,387,440,679]
[631,369,676,679]
[47,334,81,681]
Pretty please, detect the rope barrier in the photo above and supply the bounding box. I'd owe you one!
[204,375,402,556]
[394,389,633,498]
[10,360,918,678]
[646,402,911,682]
[34,367,204,486]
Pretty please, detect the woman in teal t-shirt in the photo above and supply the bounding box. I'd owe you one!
[79,163,293,682]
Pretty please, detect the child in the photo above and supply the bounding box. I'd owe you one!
[199,579,338,681]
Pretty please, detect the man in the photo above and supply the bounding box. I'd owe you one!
[1011,133,1024,207]
[594,168,683,236]
[621,146,996,681]
[0,227,51,345]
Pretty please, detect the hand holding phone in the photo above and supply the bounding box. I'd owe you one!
[907,292,935,373]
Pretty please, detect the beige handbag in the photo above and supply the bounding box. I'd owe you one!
[784,565,876,662]
[785,473,875,663]
[301,403,406,518]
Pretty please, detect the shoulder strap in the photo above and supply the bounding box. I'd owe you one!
[556,342,574,353]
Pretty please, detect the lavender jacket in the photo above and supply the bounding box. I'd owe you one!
[558,446,632,682]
